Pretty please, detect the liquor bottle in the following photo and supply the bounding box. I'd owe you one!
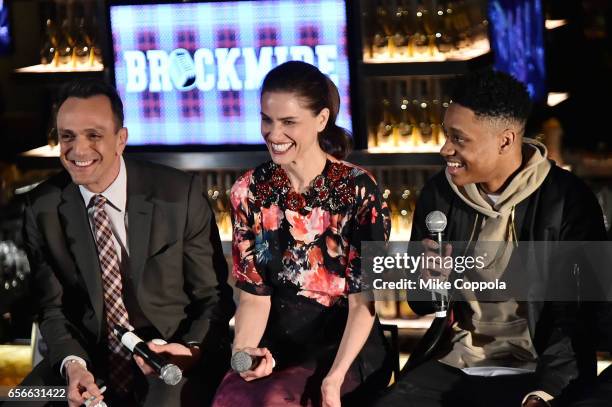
[56,16,74,66]
[396,169,415,239]
[398,299,418,319]
[376,299,398,320]
[376,82,396,148]
[72,16,91,66]
[417,80,434,146]
[451,0,472,49]
[89,15,103,65]
[220,172,234,237]
[362,2,376,59]
[372,1,391,59]
[399,0,415,59]
[206,172,224,226]
[466,0,489,43]
[380,169,396,233]
[391,2,410,59]
[411,0,430,58]
[40,18,58,66]
[396,80,415,148]
[433,3,455,54]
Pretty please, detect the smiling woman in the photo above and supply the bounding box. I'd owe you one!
[212,61,393,407]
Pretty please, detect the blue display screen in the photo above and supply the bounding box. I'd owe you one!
[108,0,351,146]
[488,0,547,101]
[0,0,11,55]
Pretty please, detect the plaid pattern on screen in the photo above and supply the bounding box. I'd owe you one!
[177,29,203,122]
[137,31,162,126]
[258,27,279,47]
[110,0,351,146]
[299,25,319,47]
[221,91,242,117]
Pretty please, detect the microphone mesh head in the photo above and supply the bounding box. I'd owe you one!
[425,211,447,233]
[231,351,253,373]
[160,364,182,385]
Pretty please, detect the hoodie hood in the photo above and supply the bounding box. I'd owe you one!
[446,138,552,219]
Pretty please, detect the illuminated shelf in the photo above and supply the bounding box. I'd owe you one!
[13,63,105,81]
[547,92,569,107]
[15,63,104,73]
[360,51,493,77]
[545,19,568,30]
[368,145,443,154]
[364,39,491,64]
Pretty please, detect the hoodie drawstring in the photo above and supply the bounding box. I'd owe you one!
[508,205,518,248]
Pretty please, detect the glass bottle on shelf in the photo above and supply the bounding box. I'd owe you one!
[396,169,415,240]
[380,169,397,235]
[376,82,396,148]
[362,2,377,60]
[430,98,443,146]
[376,299,398,320]
[206,172,224,228]
[450,0,472,49]
[40,18,58,66]
[421,0,439,57]
[73,18,91,66]
[372,0,392,60]
[56,14,74,66]
[396,80,415,148]
[399,0,415,60]
[417,80,435,146]
[220,172,234,238]
[391,1,410,59]
[89,15,103,66]
[411,0,430,58]
[434,2,456,54]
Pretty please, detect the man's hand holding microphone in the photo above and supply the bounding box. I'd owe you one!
[422,211,453,318]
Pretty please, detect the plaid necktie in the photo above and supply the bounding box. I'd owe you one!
[92,194,134,394]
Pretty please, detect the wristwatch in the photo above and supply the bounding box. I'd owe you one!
[523,395,549,407]
[185,342,201,351]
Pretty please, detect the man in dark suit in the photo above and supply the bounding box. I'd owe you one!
[12,79,235,407]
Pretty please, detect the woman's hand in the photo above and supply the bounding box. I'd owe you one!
[236,347,275,382]
[321,374,343,407]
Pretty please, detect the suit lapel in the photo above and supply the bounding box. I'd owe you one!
[58,183,104,338]
[126,160,153,287]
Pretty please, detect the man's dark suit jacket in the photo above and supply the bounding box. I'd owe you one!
[22,158,235,373]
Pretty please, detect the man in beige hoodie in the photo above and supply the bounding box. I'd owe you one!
[374,69,608,407]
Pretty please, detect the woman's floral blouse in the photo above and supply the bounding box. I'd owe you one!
[231,159,390,307]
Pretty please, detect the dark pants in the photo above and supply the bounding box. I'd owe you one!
[2,341,230,407]
[372,360,536,407]
[566,366,612,407]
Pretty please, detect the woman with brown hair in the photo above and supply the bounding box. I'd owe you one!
[212,61,392,407]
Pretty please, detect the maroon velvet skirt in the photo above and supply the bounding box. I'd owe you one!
[211,365,360,407]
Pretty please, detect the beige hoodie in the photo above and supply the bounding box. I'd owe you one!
[439,139,552,371]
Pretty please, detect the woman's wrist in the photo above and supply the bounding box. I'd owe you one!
[324,369,346,383]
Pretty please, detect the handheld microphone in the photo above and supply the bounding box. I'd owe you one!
[230,350,276,373]
[425,210,449,318]
[230,351,262,373]
[113,325,182,385]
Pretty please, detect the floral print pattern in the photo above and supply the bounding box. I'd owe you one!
[231,159,390,307]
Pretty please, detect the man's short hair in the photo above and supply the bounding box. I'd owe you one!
[55,79,124,130]
[451,69,532,125]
